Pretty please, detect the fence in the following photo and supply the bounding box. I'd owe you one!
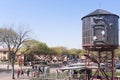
[31,71,69,80]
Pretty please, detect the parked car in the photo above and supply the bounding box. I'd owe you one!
[115,61,120,69]
[100,63,105,69]
[99,60,120,69]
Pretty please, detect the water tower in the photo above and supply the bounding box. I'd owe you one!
[81,9,119,80]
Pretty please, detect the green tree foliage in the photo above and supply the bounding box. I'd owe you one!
[50,47,84,56]
[22,39,53,55]
[49,48,57,55]
[115,46,120,58]
[51,47,68,55]
[80,49,85,56]
[68,48,78,54]
[21,40,58,61]
[68,48,83,55]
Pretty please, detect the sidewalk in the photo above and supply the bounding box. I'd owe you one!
[0,64,31,80]
[0,64,58,80]
[1,75,31,80]
[0,71,32,80]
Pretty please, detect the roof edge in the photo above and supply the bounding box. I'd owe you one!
[81,9,119,20]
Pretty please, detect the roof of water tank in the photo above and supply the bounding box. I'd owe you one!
[81,9,119,19]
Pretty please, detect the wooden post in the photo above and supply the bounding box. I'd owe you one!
[112,50,114,80]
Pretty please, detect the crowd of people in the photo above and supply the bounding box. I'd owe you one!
[16,54,81,79]
[17,68,30,78]
[32,54,80,65]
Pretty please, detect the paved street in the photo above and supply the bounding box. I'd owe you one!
[0,63,120,80]
[0,63,31,80]
[0,71,31,80]
[0,63,57,80]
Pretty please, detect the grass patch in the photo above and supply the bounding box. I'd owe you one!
[92,70,120,77]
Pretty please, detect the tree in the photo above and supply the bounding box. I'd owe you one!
[23,40,50,55]
[21,40,54,61]
[68,48,83,55]
[0,27,29,79]
[80,49,85,56]
[68,48,78,55]
[51,46,68,55]
[115,46,120,58]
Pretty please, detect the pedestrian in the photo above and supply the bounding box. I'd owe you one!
[38,66,43,73]
[17,69,20,78]
[21,70,24,76]
[26,69,30,76]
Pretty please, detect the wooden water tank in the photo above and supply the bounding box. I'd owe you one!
[81,9,119,50]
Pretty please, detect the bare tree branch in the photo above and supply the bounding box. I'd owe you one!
[0,27,30,79]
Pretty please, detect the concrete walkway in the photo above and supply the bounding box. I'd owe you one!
[0,64,57,80]
[0,64,31,80]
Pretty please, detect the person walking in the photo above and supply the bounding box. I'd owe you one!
[17,69,20,78]
[21,70,24,76]
[26,69,30,77]
[38,66,43,73]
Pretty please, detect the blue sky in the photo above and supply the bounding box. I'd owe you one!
[0,0,120,49]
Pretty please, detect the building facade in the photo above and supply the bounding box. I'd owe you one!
[0,48,9,61]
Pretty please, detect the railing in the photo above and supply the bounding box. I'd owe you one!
[31,71,69,80]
